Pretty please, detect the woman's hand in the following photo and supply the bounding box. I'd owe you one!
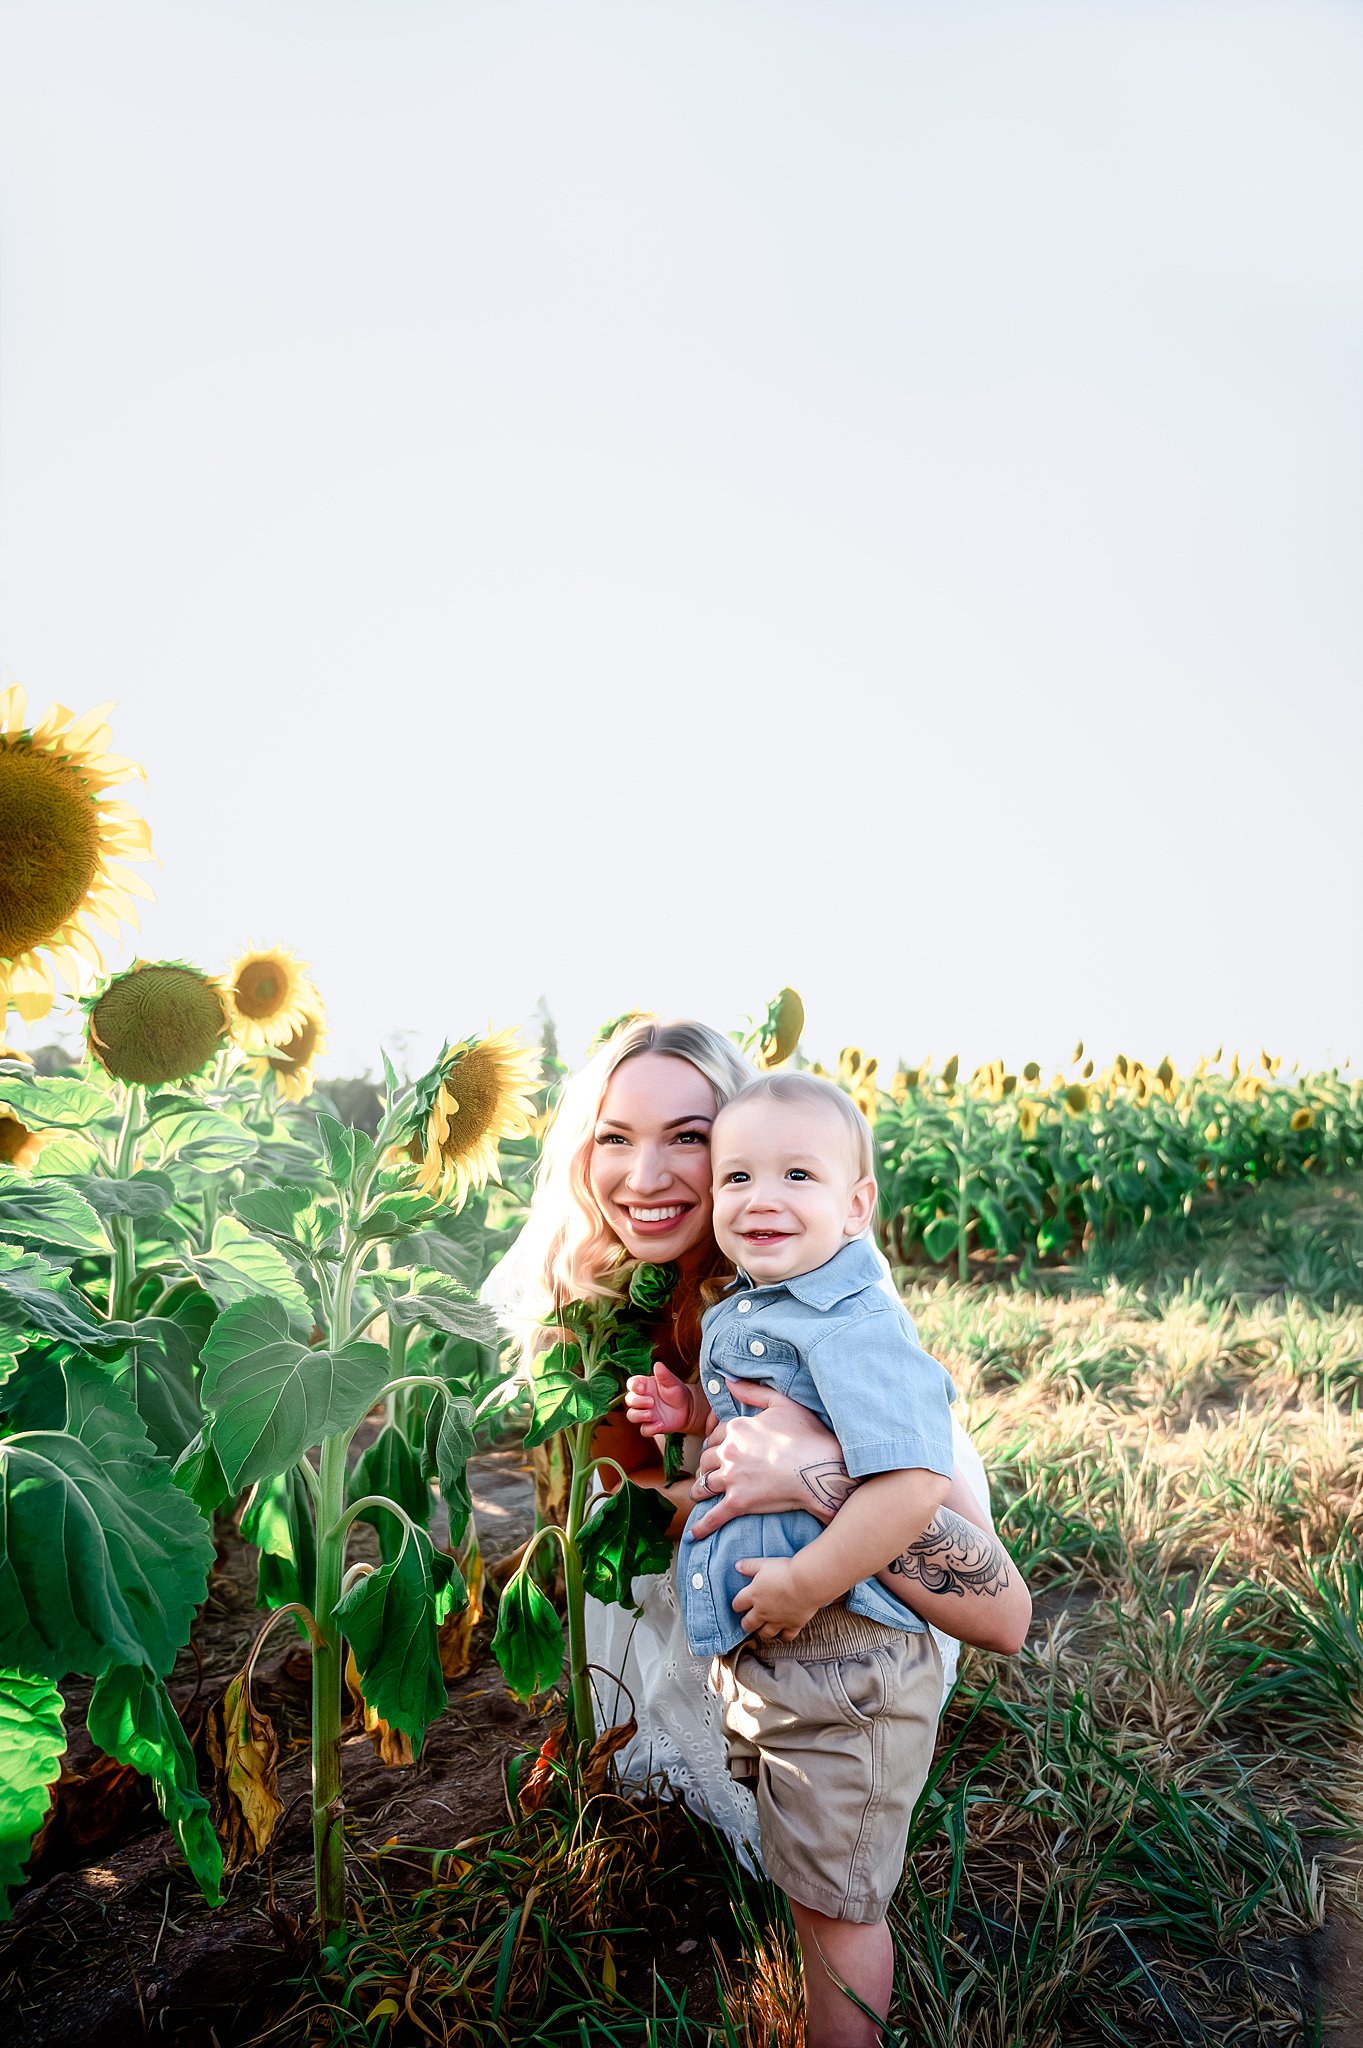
[686,1381,850,1540]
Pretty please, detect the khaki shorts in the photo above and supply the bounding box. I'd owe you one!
[711,1606,942,1924]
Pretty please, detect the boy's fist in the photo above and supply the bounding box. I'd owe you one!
[624,1359,695,1442]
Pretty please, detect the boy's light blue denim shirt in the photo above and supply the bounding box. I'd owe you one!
[679,1236,958,1660]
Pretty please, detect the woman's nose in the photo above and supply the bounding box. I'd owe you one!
[625,1148,669,1191]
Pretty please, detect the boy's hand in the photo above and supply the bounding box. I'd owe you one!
[732,1555,821,1642]
[624,1360,694,1443]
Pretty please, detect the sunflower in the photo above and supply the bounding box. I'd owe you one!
[405,1029,540,1208]
[0,1042,48,1170]
[758,987,804,1070]
[0,686,155,1023]
[1290,1107,1314,1132]
[254,1001,329,1103]
[1018,1100,1042,1142]
[224,944,319,1051]
[87,961,230,1085]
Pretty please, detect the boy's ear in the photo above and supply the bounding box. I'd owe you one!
[844,1176,877,1237]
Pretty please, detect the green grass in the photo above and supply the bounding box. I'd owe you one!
[263,1173,1363,2046]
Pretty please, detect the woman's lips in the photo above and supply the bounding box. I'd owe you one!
[619,1202,693,1235]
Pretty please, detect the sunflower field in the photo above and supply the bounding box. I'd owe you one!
[1,689,1360,2044]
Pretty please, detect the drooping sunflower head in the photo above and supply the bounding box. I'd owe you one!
[0,687,155,1023]
[224,944,318,1051]
[758,987,804,1070]
[87,961,230,1085]
[403,1028,540,1208]
[1290,1107,1314,1132]
[1018,1100,1042,1142]
[253,1001,329,1103]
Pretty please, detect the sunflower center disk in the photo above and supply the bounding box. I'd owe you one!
[0,747,102,957]
[438,1059,502,1155]
[0,1113,33,1164]
[90,966,228,1085]
[269,1016,318,1071]
[236,966,284,1018]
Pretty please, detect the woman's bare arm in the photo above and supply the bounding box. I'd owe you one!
[687,1382,1032,1654]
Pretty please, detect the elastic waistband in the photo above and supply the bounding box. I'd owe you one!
[755,1604,901,1661]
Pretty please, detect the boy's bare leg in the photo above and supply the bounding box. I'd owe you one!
[788,1901,891,2048]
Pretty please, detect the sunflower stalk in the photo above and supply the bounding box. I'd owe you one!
[492,1266,678,1770]
[106,1085,144,1321]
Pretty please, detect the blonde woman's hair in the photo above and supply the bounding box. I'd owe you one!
[715,1071,878,1192]
[494,1018,756,1353]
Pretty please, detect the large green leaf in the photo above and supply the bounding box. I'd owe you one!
[241,1464,317,1615]
[0,1412,214,1680]
[333,1526,446,1751]
[114,1318,204,1461]
[144,1099,257,1171]
[69,1170,177,1222]
[0,1246,133,1352]
[577,1480,675,1608]
[200,1296,388,1488]
[185,1218,314,1322]
[356,1188,436,1244]
[87,1663,223,1907]
[491,1569,565,1701]
[171,1428,235,1517]
[523,1341,619,1448]
[0,1071,111,1131]
[425,1391,475,1547]
[232,1185,339,1254]
[350,1424,432,1565]
[382,1268,499,1347]
[316,1114,374,1189]
[0,1670,65,1918]
[0,1173,109,1255]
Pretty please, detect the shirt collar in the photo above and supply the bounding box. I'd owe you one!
[731,1236,885,1311]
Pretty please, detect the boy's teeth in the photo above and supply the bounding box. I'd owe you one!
[629,1205,684,1222]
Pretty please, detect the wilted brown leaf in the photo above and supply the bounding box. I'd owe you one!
[518,1718,569,1812]
[203,1668,285,1873]
[438,1525,485,1680]
[344,1648,414,1767]
[583,1716,637,1799]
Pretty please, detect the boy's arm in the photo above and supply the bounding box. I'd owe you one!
[732,1466,950,1641]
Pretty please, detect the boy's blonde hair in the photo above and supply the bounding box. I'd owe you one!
[502,1017,755,1342]
[715,1071,877,1190]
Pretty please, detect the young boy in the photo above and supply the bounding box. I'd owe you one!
[625,1072,959,2048]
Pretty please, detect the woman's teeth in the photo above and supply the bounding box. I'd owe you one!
[628,1205,685,1222]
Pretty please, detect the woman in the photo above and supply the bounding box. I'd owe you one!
[486,1018,1028,1858]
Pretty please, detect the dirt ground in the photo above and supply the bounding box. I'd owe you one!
[0,1447,548,2048]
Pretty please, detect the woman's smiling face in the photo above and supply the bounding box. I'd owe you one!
[588,1052,718,1264]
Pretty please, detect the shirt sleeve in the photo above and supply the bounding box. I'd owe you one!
[803,1300,956,1480]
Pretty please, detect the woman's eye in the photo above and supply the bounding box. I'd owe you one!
[675,1130,709,1145]
[594,1133,628,1146]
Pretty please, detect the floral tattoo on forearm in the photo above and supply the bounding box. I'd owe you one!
[888,1509,1012,1600]
[798,1460,861,1517]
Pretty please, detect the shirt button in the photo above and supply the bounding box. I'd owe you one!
[707,1378,721,1395]
[749,1340,765,1356]
[691,1572,704,1589]
[737,1300,751,1313]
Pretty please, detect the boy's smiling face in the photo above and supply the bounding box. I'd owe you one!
[711,1094,876,1285]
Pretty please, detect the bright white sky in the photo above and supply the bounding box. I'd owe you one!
[2,0,1360,1084]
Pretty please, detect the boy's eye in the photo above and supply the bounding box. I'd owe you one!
[722,1170,749,1184]
[786,1168,810,1181]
